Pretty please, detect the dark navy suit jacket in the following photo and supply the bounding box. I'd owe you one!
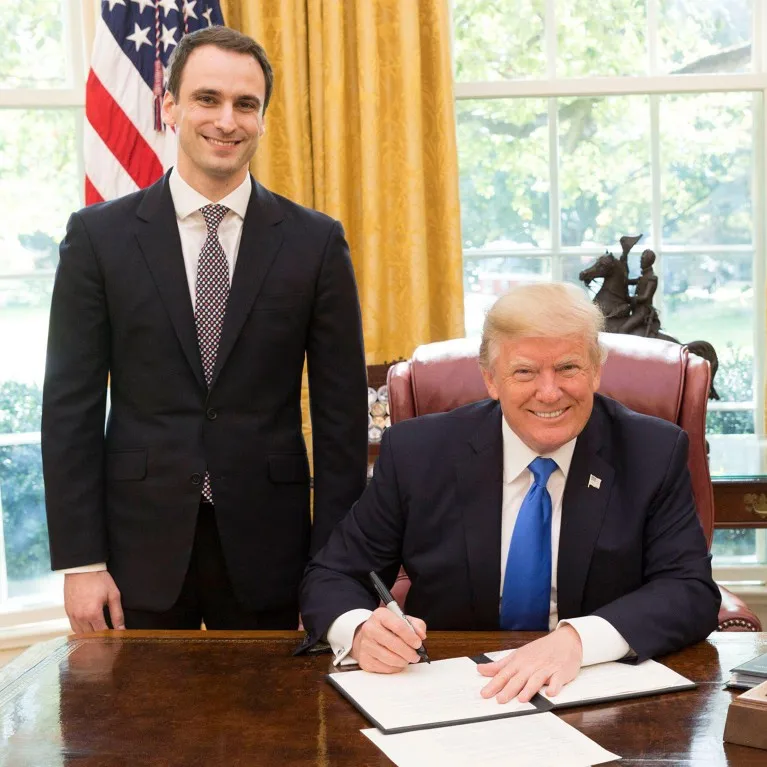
[299,394,720,661]
[42,172,368,616]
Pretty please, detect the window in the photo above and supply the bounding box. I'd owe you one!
[453,0,766,574]
[0,0,86,623]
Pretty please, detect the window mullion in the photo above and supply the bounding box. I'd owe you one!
[549,98,561,278]
[753,90,766,434]
[546,0,559,279]
[753,0,764,74]
[454,73,767,100]
[647,0,659,76]
[650,94,663,321]
[65,0,87,88]
[545,0,557,78]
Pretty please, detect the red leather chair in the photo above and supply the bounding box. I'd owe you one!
[386,333,761,632]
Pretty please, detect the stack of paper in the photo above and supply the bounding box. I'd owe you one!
[362,712,620,767]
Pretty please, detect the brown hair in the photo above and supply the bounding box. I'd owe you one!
[166,26,274,113]
[478,282,606,372]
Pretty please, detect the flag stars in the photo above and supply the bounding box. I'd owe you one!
[157,0,179,14]
[182,1,197,20]
[160,24,179,51]
[106,0,126,10]
[202,7,214,26]
[126,22,152,51]
[129,0,155,12]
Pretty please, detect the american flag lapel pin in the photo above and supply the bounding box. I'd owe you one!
[588,474,602,490]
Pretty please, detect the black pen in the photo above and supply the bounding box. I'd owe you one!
[369,570,431,664]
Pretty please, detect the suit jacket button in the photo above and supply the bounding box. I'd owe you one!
[191,473,202,485]
[206,408,217,420]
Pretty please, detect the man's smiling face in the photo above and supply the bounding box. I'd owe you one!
[162,44,266,195]
[481,335,601,454]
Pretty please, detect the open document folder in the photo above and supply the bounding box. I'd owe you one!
[328,652,695,734]
[327,656,545,734]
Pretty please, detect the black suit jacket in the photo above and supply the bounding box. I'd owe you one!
[299,395,720,661]
[42,172,368,614]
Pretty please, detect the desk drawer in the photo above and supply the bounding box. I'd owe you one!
[714,481,767,527]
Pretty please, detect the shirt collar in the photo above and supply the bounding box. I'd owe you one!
[500,413,577,484]
[168,167,252,221]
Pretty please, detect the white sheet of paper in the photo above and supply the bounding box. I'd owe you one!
[329,656,534,731]
[482,651,693,706]
[362,711,621,767]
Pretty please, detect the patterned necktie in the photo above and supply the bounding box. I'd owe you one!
[500,457,558,630]
[195,203,230,503]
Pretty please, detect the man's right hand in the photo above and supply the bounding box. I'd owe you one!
[64,571,125,633]
[350,607,427,673]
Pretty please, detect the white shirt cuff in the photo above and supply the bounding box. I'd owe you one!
[58,562,108,574]
[326,608,373,667]
[558,615,632,666]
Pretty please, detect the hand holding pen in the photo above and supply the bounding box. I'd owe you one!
[348,572,431,673]
[369,571,430,664]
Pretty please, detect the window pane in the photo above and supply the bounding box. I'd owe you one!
[0,442,58,601]
[0,106,75,610]
[0,279,52,387]
[707,408,754,435]
[660,92,753,246]
[658,0,752,75]
[0,383,58,603]
[556,0,647,78]
[0,0,70,88]
[662,252,753,414]
[0,109,80,276]
[452,0,546,82]
[457,98,550,250]
[464,256,551,336]
[711,528,757,564]
[559,95,651,247]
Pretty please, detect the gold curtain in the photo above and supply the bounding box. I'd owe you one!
[220,0,464,465]
[220,0,465,362]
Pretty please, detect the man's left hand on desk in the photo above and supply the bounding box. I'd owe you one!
[478,624,583,704]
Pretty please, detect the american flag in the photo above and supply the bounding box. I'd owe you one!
[85,0,225,205]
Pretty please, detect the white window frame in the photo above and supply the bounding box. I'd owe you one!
[0,0,88,628]
[452,0,767,589]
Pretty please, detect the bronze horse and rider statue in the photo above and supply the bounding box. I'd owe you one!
[579,234,719,399]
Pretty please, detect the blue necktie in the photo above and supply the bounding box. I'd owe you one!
[500,457,558,630]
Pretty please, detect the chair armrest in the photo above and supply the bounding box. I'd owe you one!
[717,585,762,632]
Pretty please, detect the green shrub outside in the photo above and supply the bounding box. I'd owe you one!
[0,381,50,581]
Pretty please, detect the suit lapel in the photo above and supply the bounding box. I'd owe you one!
[135,173,206,389]
[556,401,615,619]
[456,403,504,629]
[210,178,284,388]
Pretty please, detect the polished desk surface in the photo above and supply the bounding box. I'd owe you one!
[1,631,766,766]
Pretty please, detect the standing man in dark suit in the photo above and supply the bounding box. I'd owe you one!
[299,282,719,702]
[42,26,368,632]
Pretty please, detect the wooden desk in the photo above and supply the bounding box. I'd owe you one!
[1,631,766,765]
[709,435,767,528]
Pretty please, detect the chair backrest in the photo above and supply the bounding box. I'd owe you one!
[387,333,714,545]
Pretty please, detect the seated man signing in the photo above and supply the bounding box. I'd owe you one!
[298,282,720,703]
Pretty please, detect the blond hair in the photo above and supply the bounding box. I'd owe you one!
[478,282,606,371]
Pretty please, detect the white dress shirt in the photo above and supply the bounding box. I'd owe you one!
[58,168,252,575]
[327,417,631,667]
